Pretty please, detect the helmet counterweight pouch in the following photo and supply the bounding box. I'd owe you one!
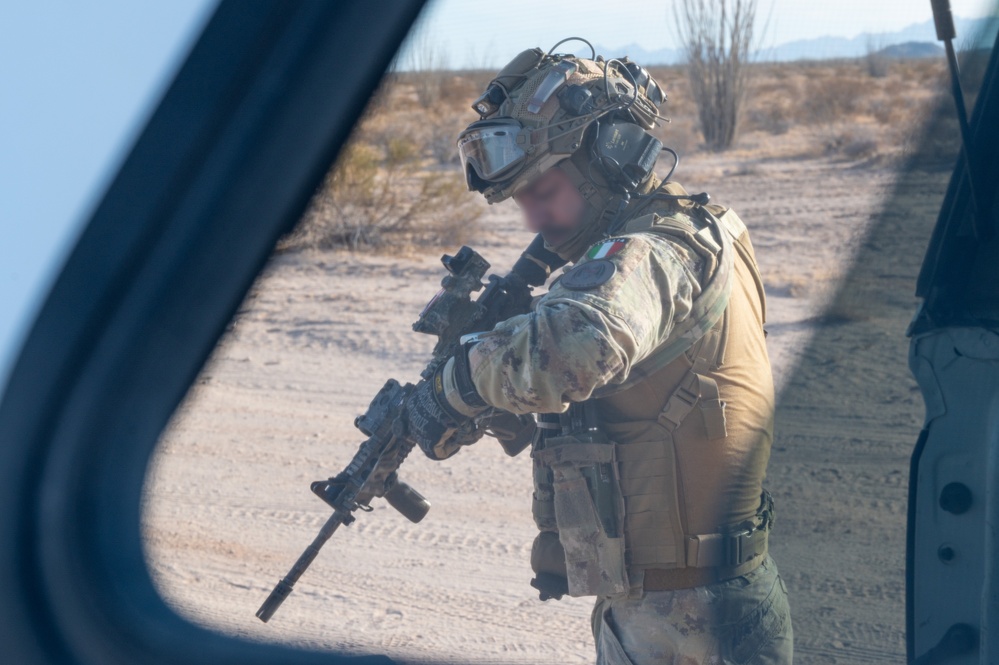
[593,121,662,192]
[458,41,669,204]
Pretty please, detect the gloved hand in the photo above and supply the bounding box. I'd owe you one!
[403,370,487,460]
[482,410,536,456]
[403,377,450,451]
[530,530,569,601]
[404,351,492,460]
[403,377,460,460]
[441,419,486,458]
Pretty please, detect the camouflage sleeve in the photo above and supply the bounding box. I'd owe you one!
[466,233,704,415]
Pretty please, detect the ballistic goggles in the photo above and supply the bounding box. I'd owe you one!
[457,119,527,192]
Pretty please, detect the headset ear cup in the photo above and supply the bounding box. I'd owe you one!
[459,45,669,203]
[591,121,661,192]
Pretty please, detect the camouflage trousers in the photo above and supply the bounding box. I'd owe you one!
[592,555,793,665]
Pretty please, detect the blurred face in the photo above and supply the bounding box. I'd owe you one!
[513,167,586,246]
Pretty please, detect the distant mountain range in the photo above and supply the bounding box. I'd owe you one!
[597,15,997,65]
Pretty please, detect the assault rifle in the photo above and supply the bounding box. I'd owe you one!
[255,235,564,622]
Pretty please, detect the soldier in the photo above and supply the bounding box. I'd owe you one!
[401,42,793,664]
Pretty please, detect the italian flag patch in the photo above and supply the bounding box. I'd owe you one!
[586,238,628,259]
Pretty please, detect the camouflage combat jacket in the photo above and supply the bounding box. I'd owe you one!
[466,183,774,595]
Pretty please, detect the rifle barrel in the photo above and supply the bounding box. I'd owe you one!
[256,511,347,622]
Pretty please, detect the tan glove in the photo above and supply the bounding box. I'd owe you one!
[430,419,485,460]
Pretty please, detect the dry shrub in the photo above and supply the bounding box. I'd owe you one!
[733,59,954,160]
[440,72,488,107]
[864,37,890,79]
[741,66,793,134]
[799,73,861,125]
[883,76,910,97]
[648,67,702,154]
[420,107,473,166]
[902,98,962,167]
[865,55,891,79]
[360,77,472,167]
[279,48,979,254]
[745,105,791,134]
[651,55,966,165]
[651,113,701,156]
[866,98,897,125]
[649,65,698,118]
[809,125,881,160]
[427,120,461,165]
[675,0,759,151]
[275,59,490,254]
[899,49,991,167]
[282,119,482,251]
[840,134,880,160]
[914,59,945,85]
[729,162,766,177]
[404,26,450,109]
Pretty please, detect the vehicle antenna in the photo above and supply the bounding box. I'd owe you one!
[931,0,992,241]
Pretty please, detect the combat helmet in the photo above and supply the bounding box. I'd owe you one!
[457,38,670,258]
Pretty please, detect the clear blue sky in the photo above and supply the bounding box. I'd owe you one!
[0,0,996,392]
[402,0,996,68]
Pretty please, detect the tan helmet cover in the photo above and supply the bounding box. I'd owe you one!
[465,49,662,205]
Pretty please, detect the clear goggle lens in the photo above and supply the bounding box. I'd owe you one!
[457,121,526,184]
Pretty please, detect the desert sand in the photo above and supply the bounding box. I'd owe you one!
[143,147,949,663]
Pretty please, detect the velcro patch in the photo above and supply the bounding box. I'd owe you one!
[560,259,617,290]
[585,237,628,260]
